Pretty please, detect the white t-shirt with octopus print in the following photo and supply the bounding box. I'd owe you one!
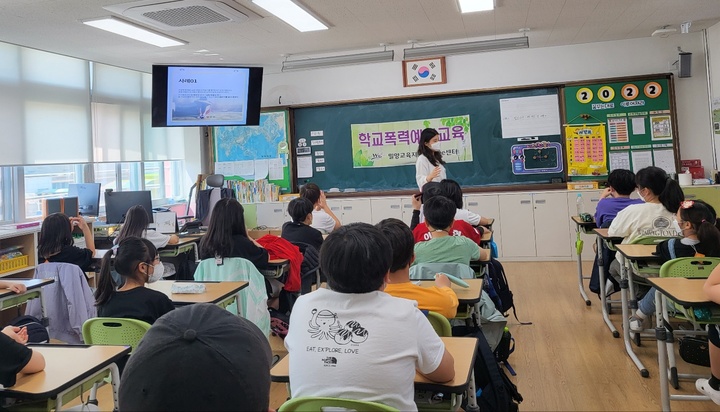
[284,288,445,411]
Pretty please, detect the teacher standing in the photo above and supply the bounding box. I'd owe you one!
[415,128,446,190]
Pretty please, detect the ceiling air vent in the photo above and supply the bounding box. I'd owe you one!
[104,0,260,31]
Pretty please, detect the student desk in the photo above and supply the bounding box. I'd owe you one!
[264,258,290,280]
[648,277,717,411]
[159,233,204,261]
[271,336,480,410]
[419,279,484,326]
[615,243,660,378]
[593,228,623,338]
[147,280,248,308]
[0,278,54,321]
[1,344,130,411]
[571,216,597,306]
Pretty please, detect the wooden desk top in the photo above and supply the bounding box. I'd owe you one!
[3,345,130,399]
[571,215,597,230]
[615,244,659,260]
[0,278,54,299]
[171,234,204,247]
[271,336,478,393]
[418,279,483,305]
[647,277,715,307]
[269,258,290,266]
[147,280,248,305]
[480,231,492,242]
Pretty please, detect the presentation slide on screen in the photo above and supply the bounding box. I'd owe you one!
[167,66,250,126]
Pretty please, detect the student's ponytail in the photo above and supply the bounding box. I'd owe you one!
[696,221,720,257]
[681,200,720,257]
[658,176,684,214]
[94,251,115,307]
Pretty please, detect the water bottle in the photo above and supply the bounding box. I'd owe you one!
[576,193,584,216]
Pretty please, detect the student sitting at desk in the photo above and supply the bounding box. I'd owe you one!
[699,259,720,404]
[198,198,269,271]
[630,200,720,332]
[594,169,643,227]
[606,166,684,289]
[285,223,454,411]
[1,324,45,388]
[119,304,272,411]
[0,281,26,294]
[114,205,179,248]
[281,197,324,251]
[38,213,95,272]
[414,196,488,266]
[300,183,341,234]
[377,218,458,319]
[440,179,494,229]
[95,237,174,325]
[411,183,481,245]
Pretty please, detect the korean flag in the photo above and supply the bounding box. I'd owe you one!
[404,57,445,86]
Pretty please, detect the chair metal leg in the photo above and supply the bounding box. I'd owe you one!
[597,237,619,338]
[620,259,649,377]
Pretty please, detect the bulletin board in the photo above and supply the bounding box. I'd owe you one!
[212,109,292,193]
[563,75,680,180]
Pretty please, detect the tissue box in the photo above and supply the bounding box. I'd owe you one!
[681,166,705,179]
[170,283,206,294]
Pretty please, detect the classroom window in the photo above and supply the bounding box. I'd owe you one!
[23,164,83,218]
[144,161,185,203]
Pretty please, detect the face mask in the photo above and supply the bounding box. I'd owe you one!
[636,189,646,202]
[430,142,441,151]
[672,220,683,235]
[148,262,164,283]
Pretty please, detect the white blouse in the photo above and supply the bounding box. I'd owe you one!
[415,155,446,191]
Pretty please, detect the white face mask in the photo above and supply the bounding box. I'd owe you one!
[430,142,441,151]
[148,262,164,283]
[636,189,646,202]
[672,220,683,235]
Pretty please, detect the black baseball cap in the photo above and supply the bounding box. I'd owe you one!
[119,303,272,411]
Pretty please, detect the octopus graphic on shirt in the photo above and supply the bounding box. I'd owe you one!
[307,308,369,345]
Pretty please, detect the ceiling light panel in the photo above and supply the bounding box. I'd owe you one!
[458,0,494,13]
[83,17,186,47]
[253,0,327,32]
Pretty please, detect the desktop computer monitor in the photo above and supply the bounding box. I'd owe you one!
[68,183,101,217]
[104,190,154,224]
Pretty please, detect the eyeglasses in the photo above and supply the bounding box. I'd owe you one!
[680,200,695,209]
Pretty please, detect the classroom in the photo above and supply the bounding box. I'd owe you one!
[2,1,720,411]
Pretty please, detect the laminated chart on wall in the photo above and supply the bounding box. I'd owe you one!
[213,110,292,192]
[563,76,678,180]
[565,124,608,177]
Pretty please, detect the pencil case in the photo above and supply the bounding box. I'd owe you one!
[170,283,206,294]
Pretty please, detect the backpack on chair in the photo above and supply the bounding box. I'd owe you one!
[486,258,531,325]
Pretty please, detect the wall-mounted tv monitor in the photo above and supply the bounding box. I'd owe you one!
[68,183,101,217]
[151,65,263,127]
[104,190,154,224]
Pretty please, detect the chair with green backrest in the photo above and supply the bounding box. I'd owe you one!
[82,317,152,353]
[658,257,720,388]
[278,396,399,412]
[410,263,477,326]
[80,318,151,408]
[626,236,672,345]
[425,311,452,337]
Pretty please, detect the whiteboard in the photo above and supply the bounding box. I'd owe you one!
[500,94,561,139]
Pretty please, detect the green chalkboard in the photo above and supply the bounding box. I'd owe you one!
[293,87,563,192]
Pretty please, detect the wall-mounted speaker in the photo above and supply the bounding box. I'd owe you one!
[679,52,692,78]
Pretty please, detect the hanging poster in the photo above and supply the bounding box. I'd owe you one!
[650,115,673,140]
[565,124,608,177]
[350,116,473,168]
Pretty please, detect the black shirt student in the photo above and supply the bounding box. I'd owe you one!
[98,287,175,325]
[199,234,269,271]
[40,245,94,272]
[281,222,324,251]
[0,332,31,387]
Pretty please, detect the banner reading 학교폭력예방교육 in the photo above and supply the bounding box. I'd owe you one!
[350,116,473,168]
